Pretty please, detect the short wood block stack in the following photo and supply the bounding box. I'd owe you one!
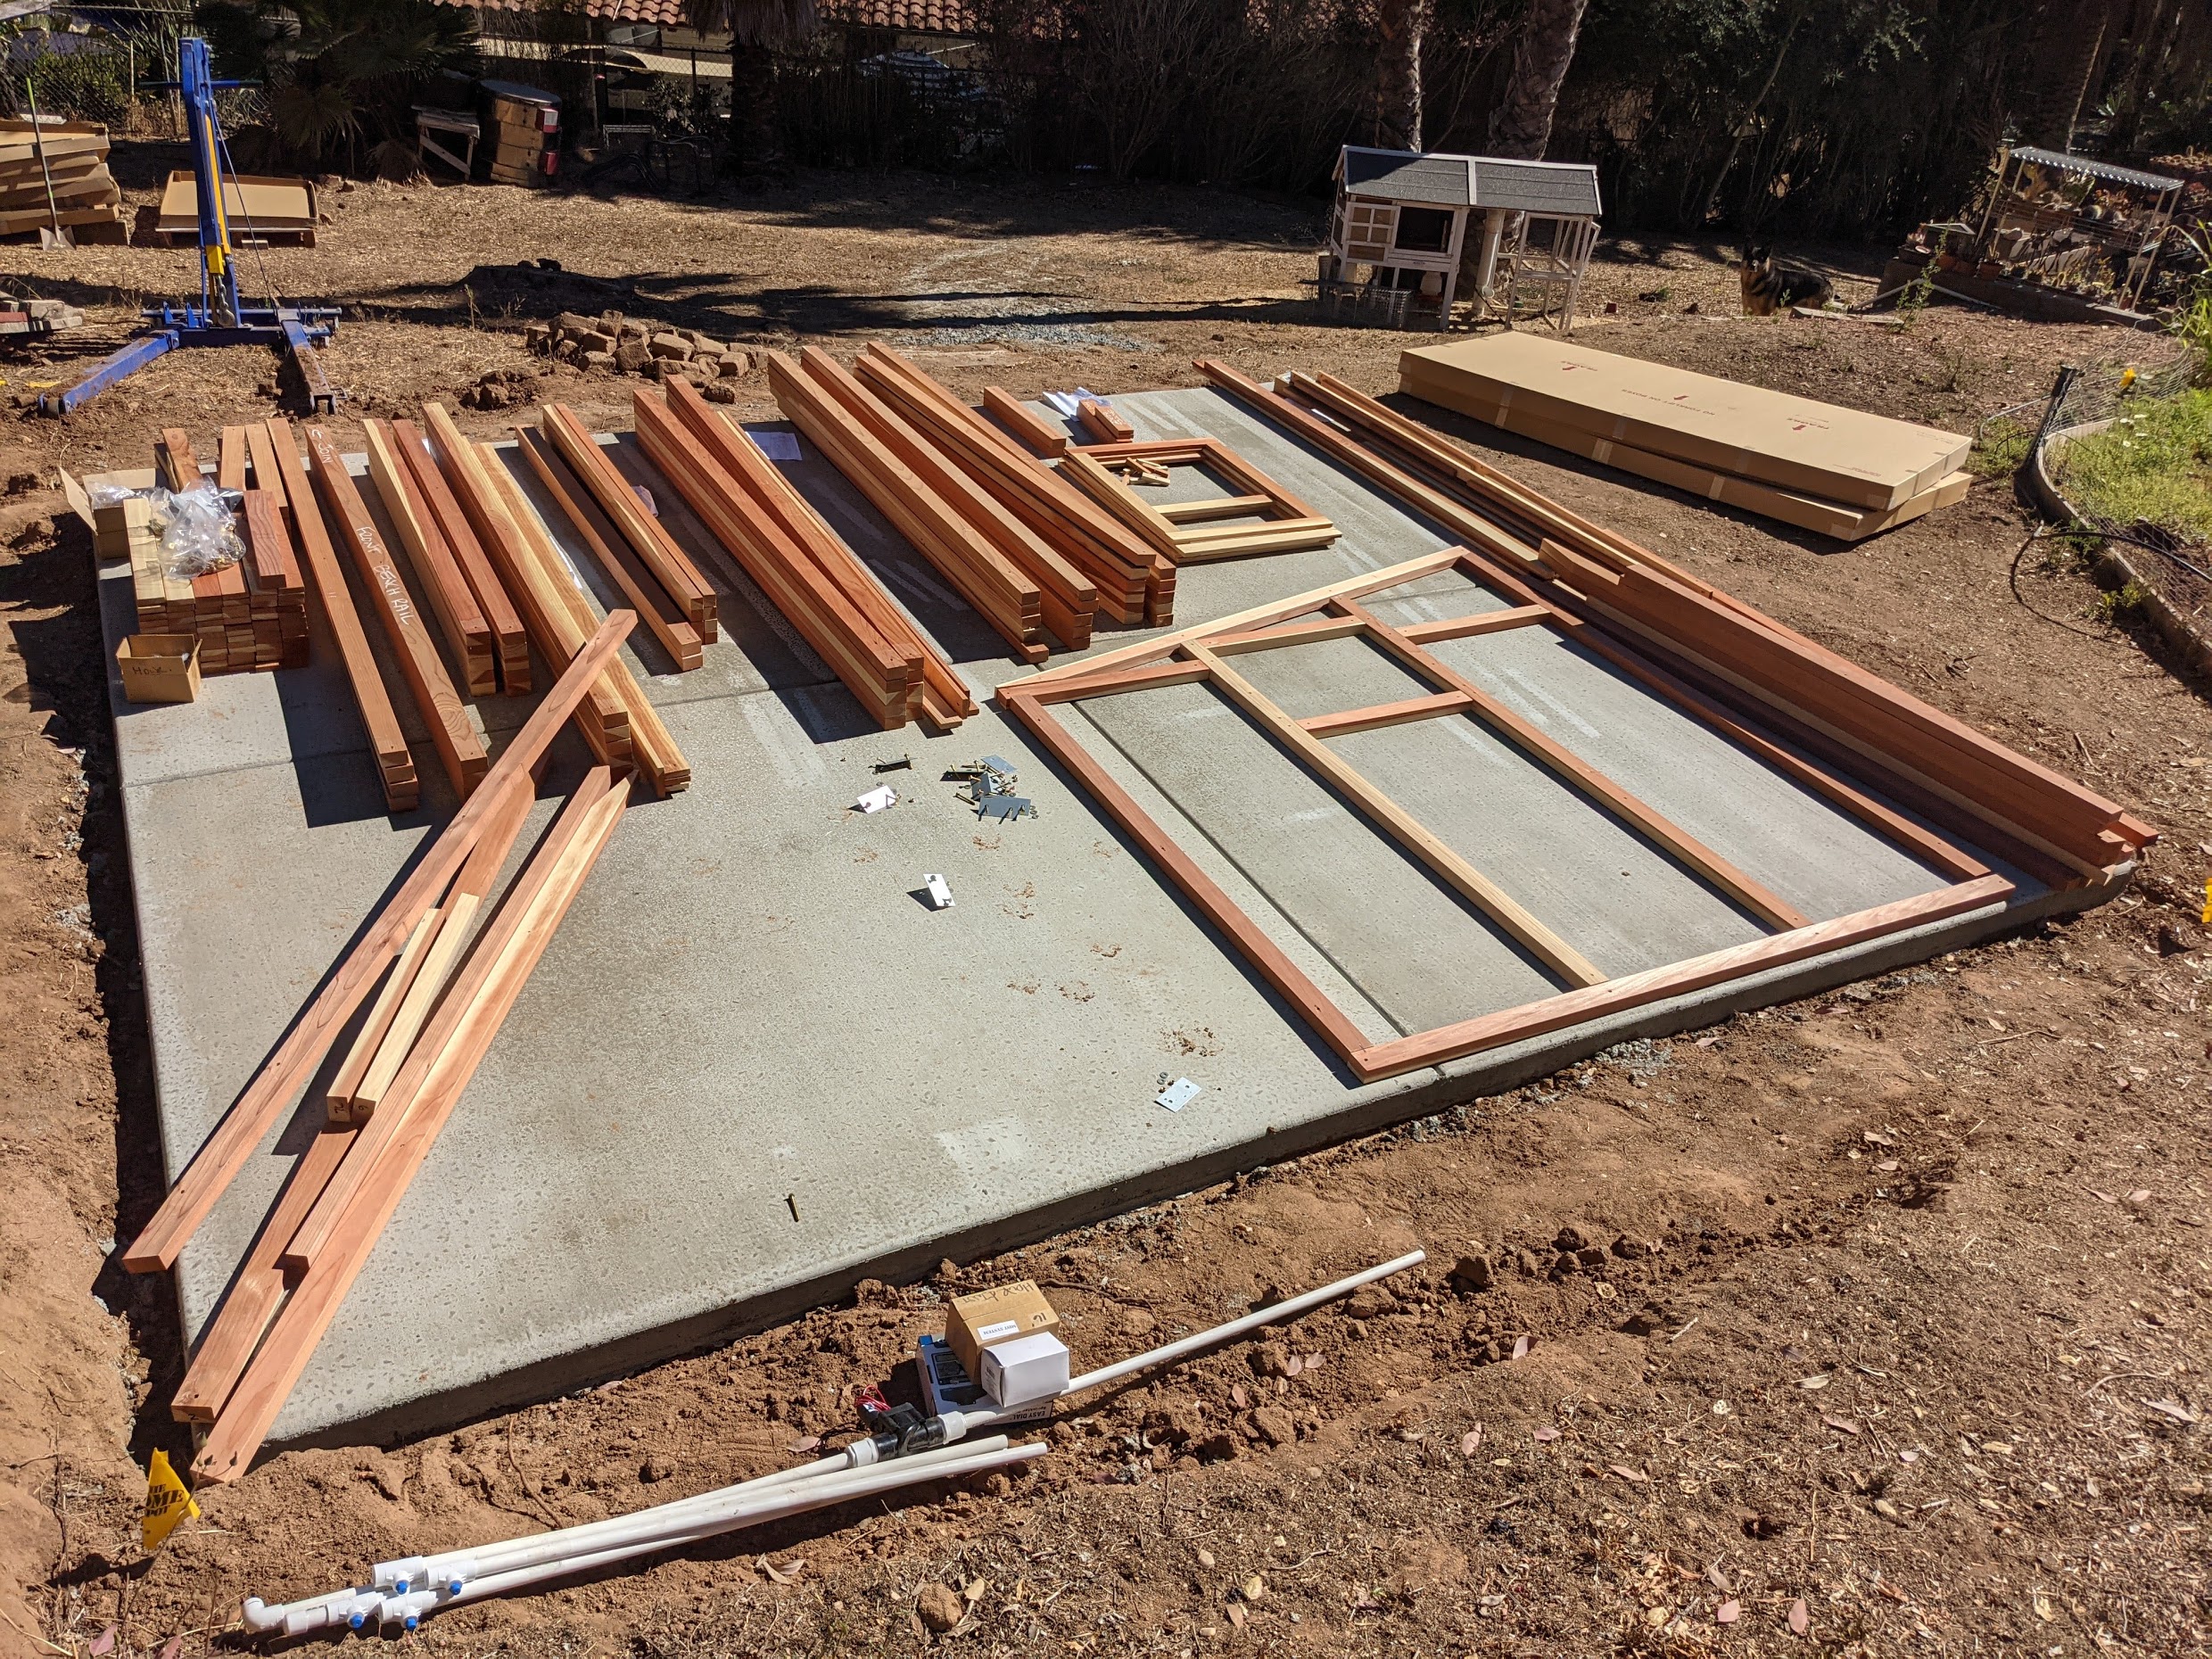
[483,85,558,186]
[0,117,124,242]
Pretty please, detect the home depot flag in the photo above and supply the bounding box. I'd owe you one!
[142,1450,197,1550]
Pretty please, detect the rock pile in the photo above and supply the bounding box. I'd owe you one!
[527,311,753,402]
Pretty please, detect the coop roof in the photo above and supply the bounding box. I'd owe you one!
[1338,146,1602,219]
[1338,147,1475,209]
[2007,146,2183,194]
[450,0,979,33]
[1470,156,1601,218]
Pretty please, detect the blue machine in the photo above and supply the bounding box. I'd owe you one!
[39,37,343,418]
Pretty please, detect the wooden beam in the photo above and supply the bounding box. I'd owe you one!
[200,775,628,1482]
[982,385,1066,456]
[1336,598,1812,932]
[362,418,498,697]
[541,404,717,642]
[1157,493,1274,524]
[119,609,635,1275]
[304,424,489,798]
[1300,689,1475,738]
[1190,643,1605,988]
[1398,606,1550,642]
[392,418,532,693]
[514,426,704,673]
[258,419,418,810]
[1076,398,1134,443]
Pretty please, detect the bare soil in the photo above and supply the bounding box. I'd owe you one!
[2,164,2208,1659]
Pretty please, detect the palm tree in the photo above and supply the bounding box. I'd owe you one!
[683,0,817,170]
[1486,0,1589,161]
[1375,0,1426,152]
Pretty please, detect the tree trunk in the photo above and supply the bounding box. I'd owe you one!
[2017,0,2109,151]
[1375,0,1427,152]
[1487,0,1591,161]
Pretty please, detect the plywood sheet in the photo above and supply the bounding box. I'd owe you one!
[1401,334,1969,510]
[1412,384,1972,541]
[156,171,316,235]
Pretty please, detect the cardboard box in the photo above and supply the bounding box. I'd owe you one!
[117,632,200,704]
[978,1331,1070,1407]
[945,1279,1060,1377]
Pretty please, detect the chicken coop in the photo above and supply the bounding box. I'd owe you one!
[1319,145,1603,333]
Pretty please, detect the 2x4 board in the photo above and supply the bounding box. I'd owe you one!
[1400,333,1969,512]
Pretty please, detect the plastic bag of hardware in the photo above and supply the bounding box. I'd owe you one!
[153,483,245,580]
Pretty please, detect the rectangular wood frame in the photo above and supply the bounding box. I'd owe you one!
[1060,438,1341,564]
[999,548,2015,1082]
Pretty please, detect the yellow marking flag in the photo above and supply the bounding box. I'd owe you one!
[142,1449,198,1550]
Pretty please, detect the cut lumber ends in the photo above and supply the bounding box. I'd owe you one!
[120,609,634,1275]
[1399,334,1969,511]
[362,418,498,694]
[854,344,1164,627]
[640,382,949,730]
[392,417,531,693]
[515,425,704,673]
[983,385,1066,456]
[156,428,202,492]
[1075,398,1134,444]
[419,400,633,771]
[475,436,690,796]
[541,402,718,643]
[303,424,489,798]
[194,772,627,1482]
[763,347,1049,663]
[260,419,419,810]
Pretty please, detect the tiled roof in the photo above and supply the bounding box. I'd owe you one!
[466,0,689,24]
[818,0,978,30]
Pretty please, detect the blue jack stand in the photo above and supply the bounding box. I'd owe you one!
[38,37,344,418]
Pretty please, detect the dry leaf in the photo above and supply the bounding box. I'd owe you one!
[159,1638,182,1659]
[2126,1188,2152,1205]
[1608,1463,1649,1484]
[1231,1384,1249,1409]
[1532,1426,1561,1442]
[1788,1597,1811,1636]
[1706,1563,1734,1594]
[1645,1605,1670,1627]
[787,1434,821,1455]
[963,1577,989,1605]
[1716,1599,1740,1624]
[1823,1414,1861,1436]
[2142,1398,2200,1424]
[1875,1159,1900,1172]
[1510,1335,1531,1360]
[2032,1589,2054,1622]
[1798,1374,1830,1391]
[1863,1130,1896,1147]
[87,1626,116,1658]
[1241,1575,1267,1603]
[1285,1355,1303,1377]
[1226,1602,1247,1630]
[1461,1427,1484,1456]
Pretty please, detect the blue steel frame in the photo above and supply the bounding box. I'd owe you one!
[39,37,342,417]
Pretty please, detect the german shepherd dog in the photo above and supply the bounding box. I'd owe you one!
[1739,246,1836,314]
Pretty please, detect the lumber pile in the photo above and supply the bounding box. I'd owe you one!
[635,376,975,730]
[848,344,1170,628]
[420,400,690,796]
[0,118,123,242]
[120,624,632,1479]
[539,402,718,644]
[483,83,559,187]
[1398,334,1973,541]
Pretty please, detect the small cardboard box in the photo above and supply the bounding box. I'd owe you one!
[117,632,200,704]
[945,1279,1060,1378]
[978,1331,1070,1407]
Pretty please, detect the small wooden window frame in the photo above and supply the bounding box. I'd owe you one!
[997,547,2010,1081]
[1058,438,1341,565]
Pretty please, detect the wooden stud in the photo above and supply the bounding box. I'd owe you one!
[1299,689,1476,738]
[541,404,717,642]
[1397,606,1550,643]
[1075,398,1134,443]
[982,385,1067,456]
[393,418,532,693]
[120,609,635,1275]
[362,418,498,696]
[304,424,489,798]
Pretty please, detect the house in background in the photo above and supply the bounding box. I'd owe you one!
[1321,144,1603,333]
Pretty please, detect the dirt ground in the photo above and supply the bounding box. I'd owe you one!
[2,161,2209,1659]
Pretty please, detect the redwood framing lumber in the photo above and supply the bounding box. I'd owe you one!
[997,549,2023,1082]
[982,384,1067,456]
[515,426,704,673]
[120,609,635,1275]
[541,403,717,642]
[199,777,627,1480]
[1399,606,1551,642]
[1058,441,1339,565]
[258,419,418,810]
[304,424,489,797]
[1075,398,1134,443]
[362,418,498,696]
[393,418,531,693]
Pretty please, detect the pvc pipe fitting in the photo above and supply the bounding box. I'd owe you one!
[378,1590,440,1630]
[375,1555,431,1593]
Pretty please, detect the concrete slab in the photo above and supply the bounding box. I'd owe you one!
[106,388,2116,1454]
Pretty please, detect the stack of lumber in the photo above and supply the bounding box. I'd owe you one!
[848,344,1171,629]
[635,376,975,730]
[0,118,123,241]
[123,427,310,674]
[118,622,634,1482]
[483,82,559,187]
[539,402,717,646]
[154,172,317,245]
[1398,334,1973,542]
[420,400,690,796]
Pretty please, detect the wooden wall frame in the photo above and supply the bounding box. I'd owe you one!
[1060,438,1341,564]
[999,549,2013,1082]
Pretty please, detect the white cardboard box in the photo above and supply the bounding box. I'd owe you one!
[978,1331,1070,1407]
